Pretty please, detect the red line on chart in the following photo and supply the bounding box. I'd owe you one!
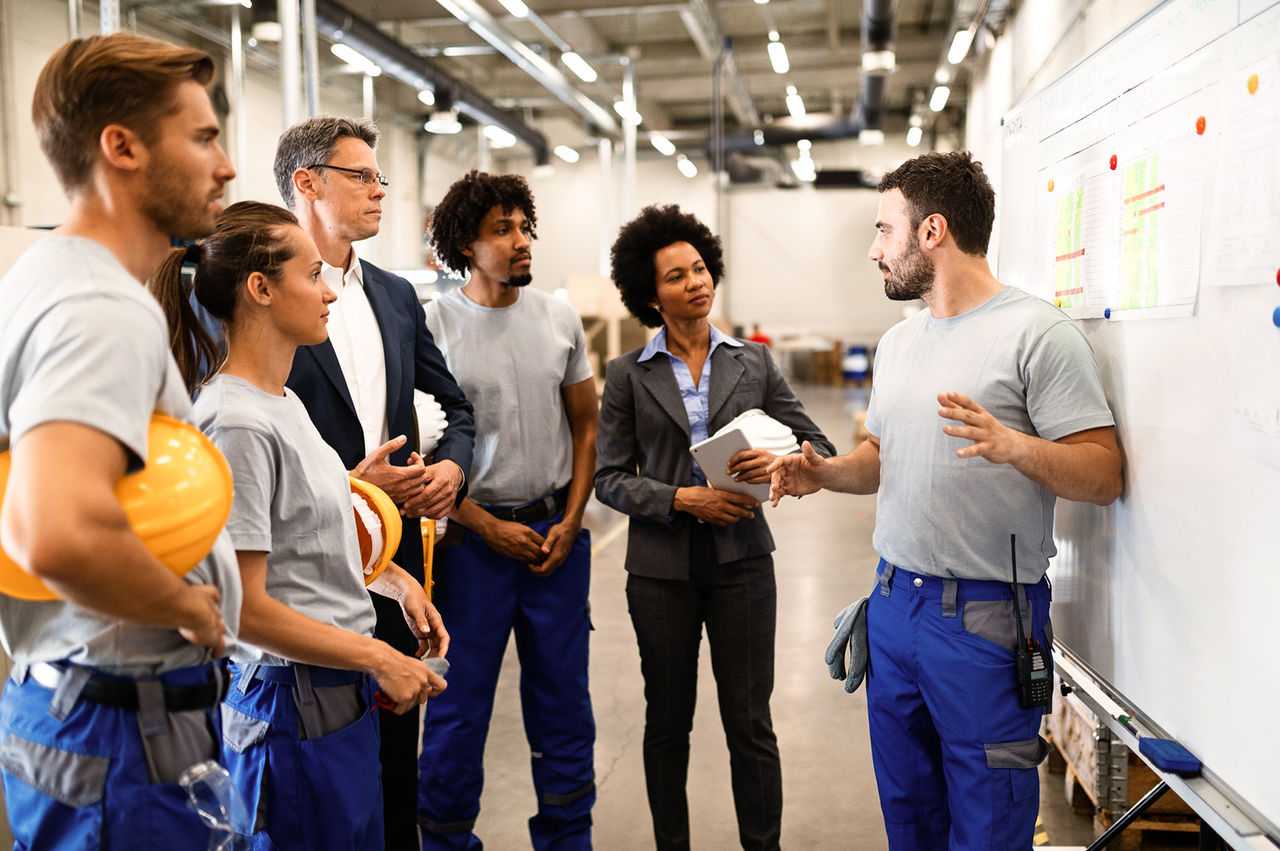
[1137,201,1166,216]
[1056,287,1084,296]
[1123,184,1166,205]
[1055,248,1086,262]
[1122,227,1138,236]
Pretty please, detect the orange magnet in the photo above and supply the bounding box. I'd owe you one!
[1248,73,1259,95]
[1047,178,1055,192]
[1195,115,1207,135]
[1109,155,1117,170]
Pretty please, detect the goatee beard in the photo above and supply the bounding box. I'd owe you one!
[506,273,533,288]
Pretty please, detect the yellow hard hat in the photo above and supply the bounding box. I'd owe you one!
[0,414,234,601]
[350,476,402,586]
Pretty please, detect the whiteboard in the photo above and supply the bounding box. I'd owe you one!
[999,0,1280,835]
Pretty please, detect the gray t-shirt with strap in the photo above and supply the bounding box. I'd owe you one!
[866,285,1115,583]
[0,236,242,674]
[425,287,592,505]
[194,374,376,667]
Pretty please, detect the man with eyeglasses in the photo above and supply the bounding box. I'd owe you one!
[274,115,475,850]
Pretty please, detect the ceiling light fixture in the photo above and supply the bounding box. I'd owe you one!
[417,89,436,107]
[554,145,581,163]
[785,85,805,118]
[650,134,676,156]
[331,43,381,76]
[906,126,923,147]
[929,85,950,112]
[484,125,517,148]
[613,100,643,126]
[947,28,974,64]
[859,129,885,146]
[495,0,530,18]
[561,51,598,83]
[424,108,462,134]
[767,38,790,75]
[676,155,698,178]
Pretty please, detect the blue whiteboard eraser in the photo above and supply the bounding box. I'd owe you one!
[1139,737,1201,775]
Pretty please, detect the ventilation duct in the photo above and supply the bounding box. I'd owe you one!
[713,0,894,157]
[313,0,550,165]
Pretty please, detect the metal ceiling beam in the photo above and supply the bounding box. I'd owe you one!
[429,0,620,137]
[313,0,551,164]
[681,0,758,127]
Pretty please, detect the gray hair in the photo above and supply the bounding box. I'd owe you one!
[273,115,380,208]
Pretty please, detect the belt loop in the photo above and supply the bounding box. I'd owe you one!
[941,580,958,618]
[1014,583,1033,636]
[10,662,29,685]
[136,679,169,737]
[292,664,321,740]
[878,561,895,597]
[237,662,260,695]
[47,665,90,721]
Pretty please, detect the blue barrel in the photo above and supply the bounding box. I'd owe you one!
[842,345,870,382]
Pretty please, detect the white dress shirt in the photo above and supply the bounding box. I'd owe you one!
[322,245,389,456]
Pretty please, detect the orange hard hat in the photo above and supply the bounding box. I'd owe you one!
[0,414,234,601]
[350,476,402,586]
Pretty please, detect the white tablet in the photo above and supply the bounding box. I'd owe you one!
[689,428,770,502]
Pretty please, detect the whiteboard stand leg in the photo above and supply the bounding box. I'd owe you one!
[1087,781,1170,850]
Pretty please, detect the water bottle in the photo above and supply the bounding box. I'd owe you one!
[179,759,253,851]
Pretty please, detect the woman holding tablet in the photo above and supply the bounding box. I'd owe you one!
[150,201,447,849]
[594,205,833,851]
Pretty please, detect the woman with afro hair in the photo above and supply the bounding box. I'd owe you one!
[594,204,833,850]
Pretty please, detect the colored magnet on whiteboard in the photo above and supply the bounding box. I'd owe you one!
[1109,155,1117,170]
[1104,308,1112,319]
[1195,116,1206,135]
[1047,179,1054,192]
[1275,267,1279,286]
[1272,306,1280,328]
[1248,73,1259,95]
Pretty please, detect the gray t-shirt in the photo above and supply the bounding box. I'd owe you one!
[194,375,375,666]
[425,287,592,505]
[0,236,242,673]
[866,286,1115,583]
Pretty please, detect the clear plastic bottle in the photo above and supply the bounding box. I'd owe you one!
[179,759,253,851]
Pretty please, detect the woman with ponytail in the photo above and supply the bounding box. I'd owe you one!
[150,201,448,849]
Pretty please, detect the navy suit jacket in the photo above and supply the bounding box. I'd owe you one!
[594,340,834,581]
[286,259,475,583]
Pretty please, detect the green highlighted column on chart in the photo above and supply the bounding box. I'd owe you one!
[1120,153,1163,310]
[1053,186,1086,308]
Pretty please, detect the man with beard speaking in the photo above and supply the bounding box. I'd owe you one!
[768,151,1123,851]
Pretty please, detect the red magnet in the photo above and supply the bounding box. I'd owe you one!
[1109,155,1117,170]
[1195,116,1207,135]
[1248,73,1259,95]
[1047,179,1055,192]
[1275,267,1279,287]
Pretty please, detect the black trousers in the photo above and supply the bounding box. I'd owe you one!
[371,592,423,850]
[625,526,782,851]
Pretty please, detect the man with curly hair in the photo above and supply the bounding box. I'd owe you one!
[417,170,598,850]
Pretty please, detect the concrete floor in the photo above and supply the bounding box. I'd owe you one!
[466,383,1107,850]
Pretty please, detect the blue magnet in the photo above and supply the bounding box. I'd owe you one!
[1273,306,1280,328]
[1104,307,1112,319]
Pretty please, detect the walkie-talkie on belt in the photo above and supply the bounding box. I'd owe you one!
[1010,534,1052,709]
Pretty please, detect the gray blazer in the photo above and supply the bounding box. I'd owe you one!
[594,340,834,581]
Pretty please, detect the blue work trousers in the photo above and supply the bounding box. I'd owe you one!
[417,514,595,850]
[866,559,1052,851]
[220,663,383,851]
[0,662,223,849]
